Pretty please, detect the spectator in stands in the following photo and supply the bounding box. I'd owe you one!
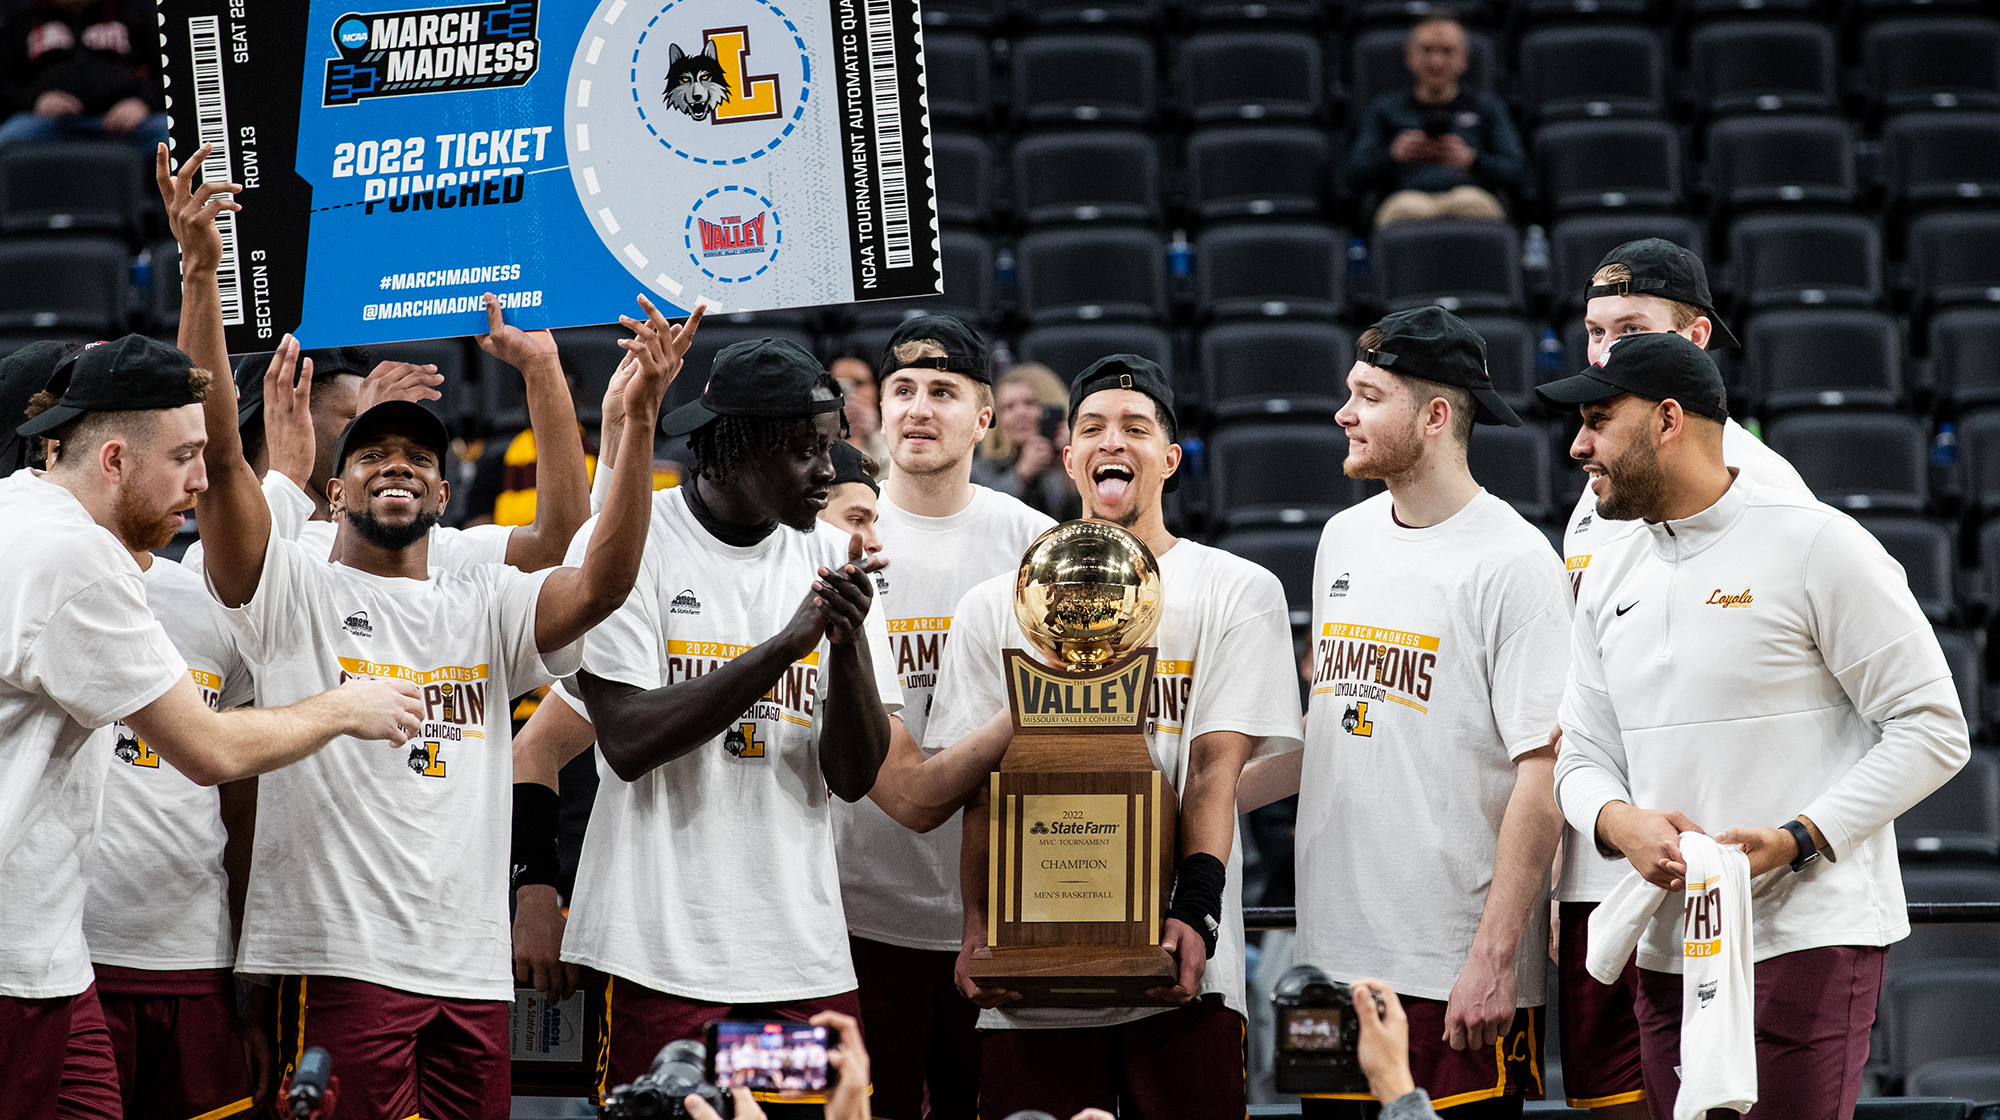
[1344,15,1525,228]
[831,345,888,477]
[971,362,1081,521]
[0,0,168,150]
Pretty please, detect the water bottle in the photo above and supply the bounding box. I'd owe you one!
[994,246,1017,298]
[1523,224,1549,275]
[1179,436,1206,490]
[1168,229,1192,278]
[1538,327,1563,376]
[131,247,152,291]
[1934,422,1959,468]
[1346,236,1370,295]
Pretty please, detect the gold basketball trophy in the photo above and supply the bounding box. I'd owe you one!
[968,519,1181,1007]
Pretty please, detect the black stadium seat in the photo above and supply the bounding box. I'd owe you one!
[1929,308,2000,411]
[924,33,991,127]
[1517,26,1667,123]
[1461,315,1539,415]
[1178,32,1324,124]
[1895,865,2000,972]
[1467,424,1553,521]
[1855,516,1955,624]
[1896,747,2000,861]
[1910,211,2000,316]
[1933,629,1985,740]
[1906,1058,2000,1102]
[1879,966,2000,1083]
[1550,214,1702,318]
[1864,17,2000,115]
[921,0,1004,31]
[1765,412,1929,512]
[147,239,182,335]
[1372,219,1522,314]
[1213,527,1322,625]
[1018,0,1163,28]
[1010,131,1161,226]
[1534,120,1684,216]
[1010,35,1157,126]
[1705,116,1857,216]
[1015,322,1175,385]
[1183,127,1329,221]
[1727,213,1883,311]
[1959,410,2000,515]
[1689,21,1838,118]
[1347,28,1497,117]
[1016,227,1166,324]
[1184,0,1318,28]
[0,236,128,335]
[1883,112,2000,211]
[1745,308,1903,414]
[1196,223,1343,322]
[1209,421,1371,528]
[1200,320,1355,420]
[0,142,143,238]
[851,229,993,326]
[933,131,993,228]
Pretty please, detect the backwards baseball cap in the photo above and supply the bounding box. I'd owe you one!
[1587,239,1740,350]
[1358,306,1522,427]
[1068,354,1179,493]
[830,439,879,495]
[1535,331,1728,421]
[331,400,451,475]
[18,335,203,437]
[660,337,842,438]
[1,340,85,472]
[881,314,989,384]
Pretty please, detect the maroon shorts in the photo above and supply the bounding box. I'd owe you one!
[1300,996,1543,1116]
[1634,944,1886,1120]
[850,936,978,1120]
[274,975,510,1120]
[975,993,1245,1120]
[0,983,122,1120]
[597,973,863,1117]
[96,966,256,1120]
[1558,901,1646,1109]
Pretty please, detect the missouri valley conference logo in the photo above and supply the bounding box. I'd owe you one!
[324,0,542,106]
[686,186,782,284]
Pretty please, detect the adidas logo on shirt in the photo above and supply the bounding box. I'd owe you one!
[343,611,373,637]
[670,590,702,615]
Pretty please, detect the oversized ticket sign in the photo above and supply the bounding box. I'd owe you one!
[156,0,939,351]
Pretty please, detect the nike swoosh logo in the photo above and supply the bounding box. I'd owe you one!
[1616,601,1639,616]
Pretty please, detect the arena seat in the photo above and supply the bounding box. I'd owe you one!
[1178,31,1325,124]
[1466,424,1553,521]
[1933,629,1986,741]
[1183,127,1329,221]
[934,132,995,228]
[1517,26,1667,124]
[1906,1056,2000,1101]
[1015,322,1176,385]
[1209,421,1372,529]
[1883,112,2000,212]
[1705,115,1858,217]
[0,236,127,335]
[1460,315,1539,415]
[1549,214,1703,318]
[1199,319,1355,420]
[1959,411,2000,517]
[1347,27,1498,116]
[850,229,994,327]
[1864,17,2000,116]
[1689,20,1839,119]
[1213,526,1322,625]
[1765,411,1929,512]
[1017,226,1167,323]
[1910,211,2000,317]
[1743,308,1903,414]
[1196,222,1344,322]
[1182,0,1319,28]
[146,240,182,335]
[1855,517,1955,624]
[924,33,992,127]
[1018,0,1164,29]
[1929,308,2000,411]
[0,142,143,238]
[1372,219,1522,314]
[1880,965,2000,1081]
[921,0,1005,30]
[1534,119,1684,216]
[1897,748,2000,863]
[1011,130,1162,227]
[1010,34,1158,126]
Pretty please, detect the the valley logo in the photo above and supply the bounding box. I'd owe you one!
[344,611,374,637]
[669,590,702,615]
[324,0,541,107]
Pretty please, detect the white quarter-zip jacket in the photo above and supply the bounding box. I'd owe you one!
[1556,475,1968,971]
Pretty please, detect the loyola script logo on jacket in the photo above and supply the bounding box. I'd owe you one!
[1705,588,1754,609]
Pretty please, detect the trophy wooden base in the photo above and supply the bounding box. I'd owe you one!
[969,944,1181,1008]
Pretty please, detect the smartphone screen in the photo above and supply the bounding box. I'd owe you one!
[706,1020,835,1093]
[1280,1007,1346,1052]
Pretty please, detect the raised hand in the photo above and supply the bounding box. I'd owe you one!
[262,336,316,490]
[154,143,242,273]
[812,531,887,646]
[357,360,444,411]
[616,295,706,419]
[475,292,561,371]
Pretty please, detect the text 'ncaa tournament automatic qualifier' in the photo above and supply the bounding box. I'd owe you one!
[155,0,940,350]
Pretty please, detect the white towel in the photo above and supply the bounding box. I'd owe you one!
[1584,832,1757,1120]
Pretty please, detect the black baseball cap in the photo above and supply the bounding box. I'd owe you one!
[1,340,85,472]
[1358,306,1522,427]
[830,439,879,495]
[660,337,842,438]
[881,314,990,384]
[1535,331,1728,422]
[1587,239,1740,350]
[331,400,451,474]
[1068,354,1180,492]
[19,335,203,437]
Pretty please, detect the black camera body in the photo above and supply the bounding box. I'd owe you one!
[1419,104,1455,139]
[1272,964,1370,1097]
[601,1039,731,1120]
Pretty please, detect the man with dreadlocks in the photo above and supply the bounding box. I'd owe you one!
[506,337,900,1108]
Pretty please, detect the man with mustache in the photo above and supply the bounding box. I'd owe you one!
[1540,332,1967,1120]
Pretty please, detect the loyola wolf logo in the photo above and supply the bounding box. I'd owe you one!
[664,40,731,121]
[661,29,783,124]
[1341,702,1374,737]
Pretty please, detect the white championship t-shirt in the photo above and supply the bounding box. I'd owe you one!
[216,530,578,1001]
[559,487,904,1002]
[0,471,187,998]
[86,557,255,971]
[184,471,512,574]
[834,487,1054,952]
[923,538,1305,1030]
[1296,491,1570,1005]
[1557,418,1812,903]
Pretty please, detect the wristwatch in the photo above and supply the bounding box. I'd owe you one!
[1780,819,1821,873]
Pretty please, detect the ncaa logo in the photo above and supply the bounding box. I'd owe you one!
[685,186,781,285]
[336,18,370,48]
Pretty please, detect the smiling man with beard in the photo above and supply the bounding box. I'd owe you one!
[918,355,1303,1120]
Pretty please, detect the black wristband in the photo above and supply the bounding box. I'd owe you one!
[511,783,561,893]
[1164,852,1226,960]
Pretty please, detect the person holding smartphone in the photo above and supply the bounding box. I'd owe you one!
[686,1011,872,1120]
[971,363,1081,521]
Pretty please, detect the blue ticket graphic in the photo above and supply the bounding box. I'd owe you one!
[158,0,939,351]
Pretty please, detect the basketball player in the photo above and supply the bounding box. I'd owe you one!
[1555,240,1810,1118]
[926,355,1302,1119]
[1242,308,1569,1117]
[1,340,81,476]
[163,142,696,1116]
[509,337,900,1113]
[824,438,885,560]
[0,334,423,1120]
[1541,331,1968,1120]
[834,316,1054,1120]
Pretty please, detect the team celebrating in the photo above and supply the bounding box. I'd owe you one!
[0,134,1967,1120]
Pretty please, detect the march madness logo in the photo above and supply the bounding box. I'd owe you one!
[323,0,540,107]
